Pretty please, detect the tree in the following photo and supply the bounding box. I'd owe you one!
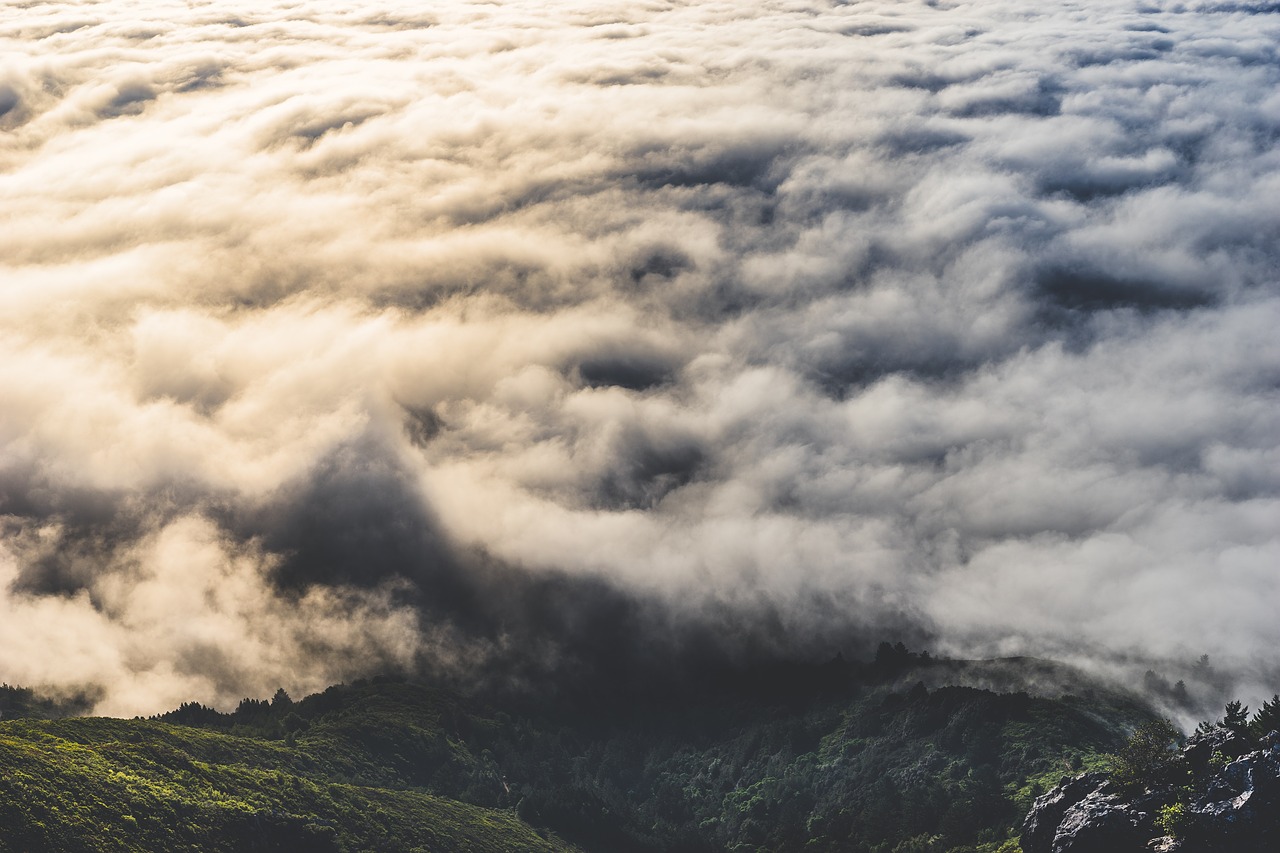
[1221,700,1249,735]
[1109,719,1184,793]
[1143,670,1169,695]
[1251,695,1280,738]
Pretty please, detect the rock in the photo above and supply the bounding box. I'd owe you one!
[1183,728,1250,777]
[1050,788,1150,853]
[1024,733,1280,853]
[1021,773,1108,853]
[1186,751,1280,850]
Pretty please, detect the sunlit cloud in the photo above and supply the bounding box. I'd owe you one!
[2,0,1278,713]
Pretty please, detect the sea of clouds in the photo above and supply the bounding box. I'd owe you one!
[1,0,1278,715]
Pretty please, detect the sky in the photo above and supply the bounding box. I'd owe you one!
[1,0,1278,716]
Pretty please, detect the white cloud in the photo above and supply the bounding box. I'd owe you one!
[2,0,1279,712]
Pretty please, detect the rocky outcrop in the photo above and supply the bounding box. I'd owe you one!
[1022,781,1173,853]
[1182,727,1251,774]
[1187,748,1280,849]
[1022,731,1280,853]
[1049,786,1152,852]
[1020,772,1107,853]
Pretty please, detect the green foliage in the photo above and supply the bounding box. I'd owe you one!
[1191,697,1277,747]
[1250,694,1280,738]
[1107,719,1184,794]
[0,707,572,853]
[0,684,96,720]
[476,679,1146,852]
[1222,701,1250,735]
[1009,751,1110,815]
[0,659,1157,853]
[1156,802,1189,838]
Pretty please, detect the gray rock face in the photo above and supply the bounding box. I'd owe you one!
[1050,787,1149,853]
[1021,772,1108,853]
[1183,728,1252,775]
[1022,731,1280,853]
[1186,751,1280,849]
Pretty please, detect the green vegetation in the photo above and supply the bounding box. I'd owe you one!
[1222,700,1250,735]
[1080,697,1280,845]
[0,694,573,853]
[1106,718,1185,794]
[0,657,1157,853]
[0,683,96,720]
[1192,696,1280,743]
[470,670,1149,852]
[1249,695,1280,739]
[1156,802,1189,838]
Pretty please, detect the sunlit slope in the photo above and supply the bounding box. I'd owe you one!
[1,663,1162,852]
[0,708,573,853]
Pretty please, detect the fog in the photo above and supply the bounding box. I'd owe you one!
[2,0,1278,715]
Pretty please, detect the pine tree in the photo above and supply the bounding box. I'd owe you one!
[1251,694,1280,738]
[1221,700,1250,735]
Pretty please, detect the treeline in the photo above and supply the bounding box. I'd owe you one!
[0,683,95,720]
[1100,693,1280,798]
[4,645,1178,852]
[149,650,1152,853]
[157,686,312,744]
[1194,695,1280,740]
[1139,654,1240,717]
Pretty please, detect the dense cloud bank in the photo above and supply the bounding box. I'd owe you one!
[1,0,1278,715]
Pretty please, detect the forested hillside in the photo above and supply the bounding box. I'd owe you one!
[0,713,573,853]
[0,654,1157,852]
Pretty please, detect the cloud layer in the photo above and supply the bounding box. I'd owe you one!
[2,0,1278,714]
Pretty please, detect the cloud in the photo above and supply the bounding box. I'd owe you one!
[0,514,422,716]
[1,0,1278,714]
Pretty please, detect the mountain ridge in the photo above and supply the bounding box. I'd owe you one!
[1,653,1165,852]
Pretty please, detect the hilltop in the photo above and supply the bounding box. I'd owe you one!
[0,652,1162,853]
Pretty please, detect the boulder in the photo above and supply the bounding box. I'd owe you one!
[1024,732,1280,853]
[1050,788,1150,853]
[1021,773,1108,853]
[1185,751,1280,850]
[1183,728,1251,777]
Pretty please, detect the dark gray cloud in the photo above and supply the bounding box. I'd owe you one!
[1,0,1278,716]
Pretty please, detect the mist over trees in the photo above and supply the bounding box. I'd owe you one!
[2,0,1278,730]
